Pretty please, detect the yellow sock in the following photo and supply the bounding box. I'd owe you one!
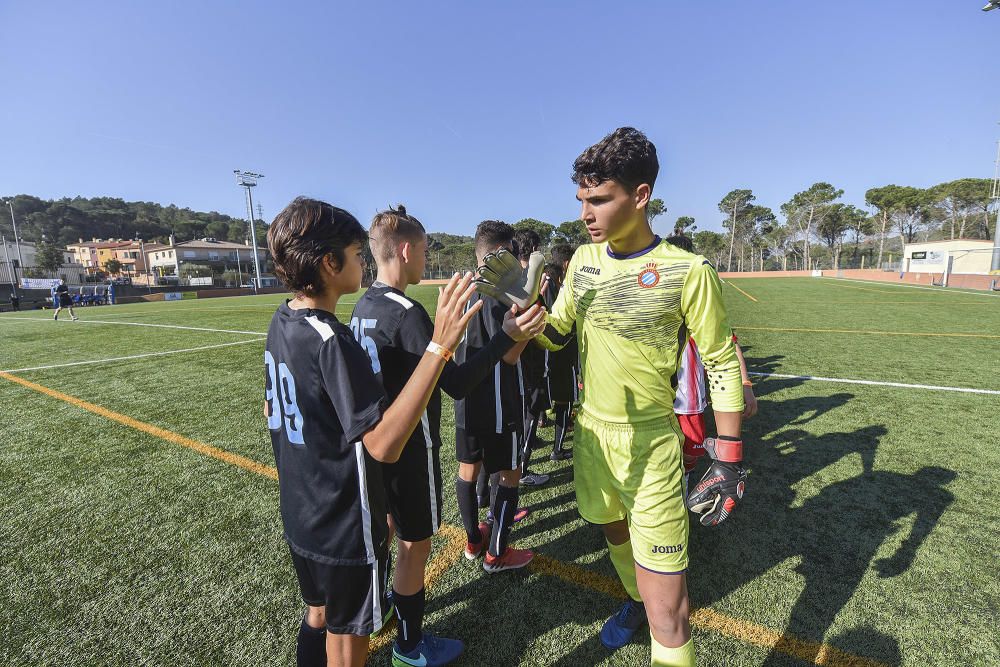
[651,636,695,667]
[606,539,641,601]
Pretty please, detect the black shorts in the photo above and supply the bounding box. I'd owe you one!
[523,384,549,417]
[383,439,443,543]
[546,358,579,405]
[456,429,520,473]
[58,295,72,307]
[289,547,390,635]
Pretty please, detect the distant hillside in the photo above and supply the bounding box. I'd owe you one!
[0,194,266,247]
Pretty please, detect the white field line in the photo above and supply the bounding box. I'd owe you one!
[0,316,267,336]
[750,371,1000,396]
[824,277,1000,298]
[1,338,265,373]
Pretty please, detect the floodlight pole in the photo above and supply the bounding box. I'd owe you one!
[234,170,265,293]
[137,233,152,293]
[2,235,15,290]
[4,199,24,294]
[991,141,1000,272]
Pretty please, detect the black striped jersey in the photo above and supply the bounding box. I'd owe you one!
[264,301,387,566]
[454,292,525,435]
[351,283,516,445]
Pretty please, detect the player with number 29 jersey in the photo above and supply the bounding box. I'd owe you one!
[265,301,388,567]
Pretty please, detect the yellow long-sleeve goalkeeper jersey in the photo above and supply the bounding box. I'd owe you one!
[538,237,743,423]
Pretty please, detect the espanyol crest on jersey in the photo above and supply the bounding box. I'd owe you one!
[637,262,660,288]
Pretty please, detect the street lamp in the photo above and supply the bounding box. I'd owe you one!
[3,198,25,294]
[136,232,152,293]
[234,170,264,293]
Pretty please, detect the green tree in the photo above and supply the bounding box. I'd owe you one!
[673,216,697,235]
[817,204,866,269]
[512,218,555,245]
[35,239,65,273]
[865,185,899,267]
[103,258,123,276]
[692,230,727,268]
[927,178,991,240]
[647,198,667,225]
[553,220,589,245]
[781,182,843,271]
[718,189,755,271]
[741,205,776,271]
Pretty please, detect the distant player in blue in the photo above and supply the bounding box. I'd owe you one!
[53,280,78,321]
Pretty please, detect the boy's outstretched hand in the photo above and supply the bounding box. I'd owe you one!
[432,272,483,352]
[502,303,547,341]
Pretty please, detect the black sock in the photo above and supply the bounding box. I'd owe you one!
[455,477,481,543]
[520,431,533,476]
[393,587,425,653]
[476,466,489,507]
[296,615,326,667]
[524,416,538,451]
[489,472,501,511]
[489,484,519,557]
[553,405,569,452]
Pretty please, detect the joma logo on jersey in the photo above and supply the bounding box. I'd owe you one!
[580,265,601,275]
[637,262,660,288]
[651,544,684,554]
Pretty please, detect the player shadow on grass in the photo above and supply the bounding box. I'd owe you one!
[687,422,956,666]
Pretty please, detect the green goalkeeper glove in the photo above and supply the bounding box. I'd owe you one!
[473,249,544,310]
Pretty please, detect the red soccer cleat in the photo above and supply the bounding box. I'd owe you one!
[483,546,534,573]
[464,521,491,560]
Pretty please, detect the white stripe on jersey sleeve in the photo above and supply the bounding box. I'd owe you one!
[304,315,335,341]
[384,292,413,310]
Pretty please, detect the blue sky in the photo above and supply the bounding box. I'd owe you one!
[1,0,997,237]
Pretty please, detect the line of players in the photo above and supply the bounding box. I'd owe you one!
[263,127,755,667]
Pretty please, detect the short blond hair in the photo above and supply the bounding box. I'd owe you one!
[368,204,426,262]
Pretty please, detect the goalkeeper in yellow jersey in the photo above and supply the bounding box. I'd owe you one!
[536,127,747,667]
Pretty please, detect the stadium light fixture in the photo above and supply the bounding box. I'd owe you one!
[234,170,265,293]
[2,198,24,296]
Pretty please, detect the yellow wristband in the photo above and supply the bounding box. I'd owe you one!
[426,341,453,362]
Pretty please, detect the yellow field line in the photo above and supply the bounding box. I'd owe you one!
[776,299,990,306]
[824,282,899,295]
[530,556,890,667]
[369,524,466,653]
[725,281,759,302]
[0,371,278,480]
[735,325,1000,340]
[0,372,887,666]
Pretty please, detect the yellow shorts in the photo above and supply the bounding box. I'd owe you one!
[573,410,689,573]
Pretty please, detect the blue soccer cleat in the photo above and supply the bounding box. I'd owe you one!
[599,600,647,650]
[392,634,465,666]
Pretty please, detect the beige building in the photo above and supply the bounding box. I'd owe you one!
[903,239,996,275]
[2,239,86,284]
[146,237,273,286]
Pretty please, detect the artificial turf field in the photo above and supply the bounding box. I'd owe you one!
[2,276,998,667]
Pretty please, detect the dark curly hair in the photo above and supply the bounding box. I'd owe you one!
[665,234,694,253]
[513,228,541,262]
[572,127,659,192]
[267,196,367,296]
[549,243,576,266]
[474,220,514,258]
